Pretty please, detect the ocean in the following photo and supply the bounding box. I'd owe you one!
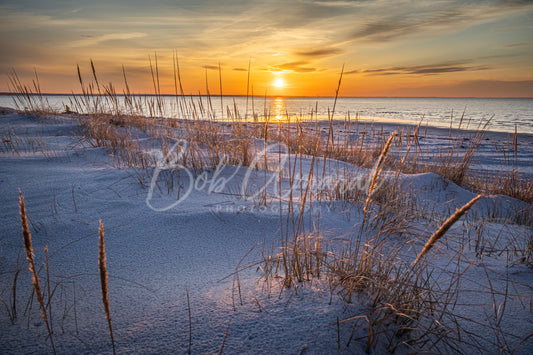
[1,94,532,134]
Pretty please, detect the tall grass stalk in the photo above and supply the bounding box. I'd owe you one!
[414,194,483,266]
[219,324,230,355]
[98,220,116,355]
[186,287,192,354]
[362,131,396,226]
[19,190,56,354]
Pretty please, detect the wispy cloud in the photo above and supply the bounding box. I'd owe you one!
[503,42,528,48]
[346,1,533,42]
[348,62,492,76]
[71,32,147,47]
[308,0,370,7]
[295,47,344,58]
[344,69,361,75]
[269,61,319,73]
[349,21,419,42]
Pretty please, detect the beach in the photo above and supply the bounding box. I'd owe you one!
[1,108,532,354]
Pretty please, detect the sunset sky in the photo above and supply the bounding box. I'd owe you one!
[1,0,532,97]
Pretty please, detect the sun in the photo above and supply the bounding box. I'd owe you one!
[274,79,284,88]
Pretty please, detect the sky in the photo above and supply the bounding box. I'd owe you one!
[1,0,533,97]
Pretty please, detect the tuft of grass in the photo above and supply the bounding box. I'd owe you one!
[469,169,533,205]
[272,234,328,287]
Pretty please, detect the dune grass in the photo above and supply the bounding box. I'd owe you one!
[7,59,532,203]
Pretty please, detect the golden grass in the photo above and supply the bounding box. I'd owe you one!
[362,130,396,226]
[19,190,56,354]
[8,60,532,203]
[413,194,484,266]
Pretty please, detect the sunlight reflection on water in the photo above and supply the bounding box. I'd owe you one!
[273,97,285,121]
[1,94,532,134]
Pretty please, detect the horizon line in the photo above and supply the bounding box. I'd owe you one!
[1,92,532,100]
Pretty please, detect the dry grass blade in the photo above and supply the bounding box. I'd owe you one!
[363,131,396,223]
[19,190,56,354]
[219,324,230,355]
[186,287,192,354]
[99,220,116,355]
[368,131,396,197]
[413,194,483,266]
[511,330,533,354]
[0,256,20,324]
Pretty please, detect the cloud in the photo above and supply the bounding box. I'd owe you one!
[349,21,409,42]
[346,1,533,42]
[308,0,370,6]
[70,32,147,47]
[344,69,360,75]
[269,61,319,73]
[352,62,492,76]
[295,47,345,58]
[503,42,527,48]
[409,65,490,75]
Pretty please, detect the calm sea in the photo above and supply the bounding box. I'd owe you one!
[1,95,532,134]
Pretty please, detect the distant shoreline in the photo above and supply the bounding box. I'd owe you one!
[2,94,532,135]
[1,92,532,99]
[2,105,533,137]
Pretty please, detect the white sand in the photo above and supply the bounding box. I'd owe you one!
[1,111,532,353]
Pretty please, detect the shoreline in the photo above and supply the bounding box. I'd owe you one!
[3,105,533,137]
[2,106,533,178]
[2,92,532,99]
[2,94,532,135]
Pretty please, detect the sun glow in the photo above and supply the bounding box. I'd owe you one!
[274,79,284,88]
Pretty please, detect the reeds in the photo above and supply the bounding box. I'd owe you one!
[8,69,53,114]
[9,59,531,202]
